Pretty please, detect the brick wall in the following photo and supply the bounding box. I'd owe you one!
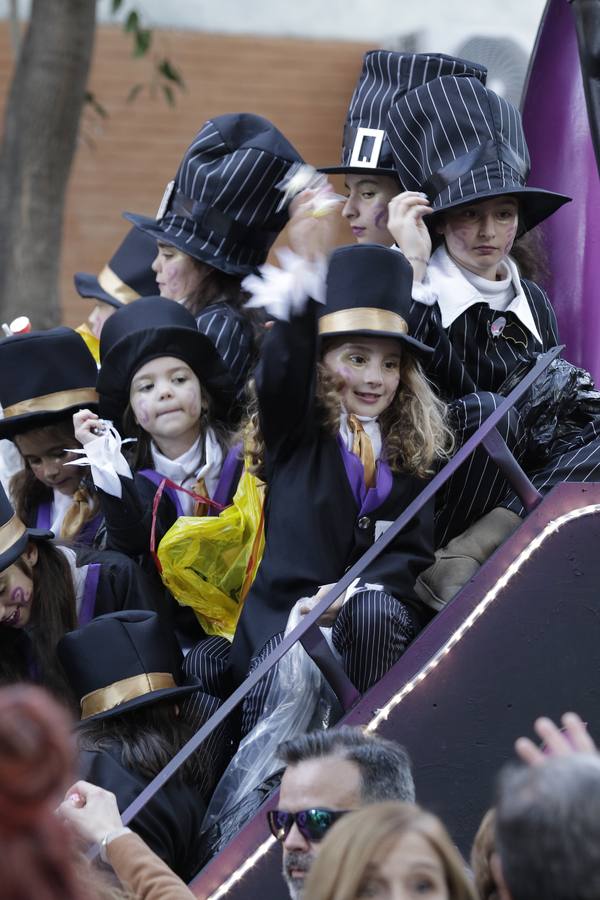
[0,23,373,326]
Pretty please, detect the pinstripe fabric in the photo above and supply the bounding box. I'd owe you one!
[125,114,303,277]
[386,76,569,231]
[332,589,416,693]
[322,52,486,175]
[195,301,254,394]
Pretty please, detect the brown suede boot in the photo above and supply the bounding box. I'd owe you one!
[415,508,522,610]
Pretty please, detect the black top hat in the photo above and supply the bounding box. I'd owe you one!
[0,327,99,440]
[124,113,304,278]
[97,296,236,423]
[0,482,52,572]
[74,227,158,310]
[57,610,202,722]
[318,244,433,361]
[387,75,571,233]
[320,52,488,177]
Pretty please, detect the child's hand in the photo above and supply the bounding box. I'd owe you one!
[300,583,344,626]
[288,187,340,262]
[387,191,433,282]
[73,409,103,446]
[515,712,596,765]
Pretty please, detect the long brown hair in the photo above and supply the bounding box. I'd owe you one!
[303,801,477,900]
[0,541,77,702]
[245,345,453,481]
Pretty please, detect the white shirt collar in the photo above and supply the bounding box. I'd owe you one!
[339,412,382,461]
[423,246,543,344]
[150,431,224,516]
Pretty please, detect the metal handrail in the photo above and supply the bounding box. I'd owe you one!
[108,345,562,837]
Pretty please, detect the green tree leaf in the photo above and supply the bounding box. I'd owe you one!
[124,10,139,32]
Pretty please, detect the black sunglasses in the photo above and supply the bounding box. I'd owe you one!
[267,808,349,843]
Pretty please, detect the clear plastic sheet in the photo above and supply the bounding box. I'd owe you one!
[202,601,335,834]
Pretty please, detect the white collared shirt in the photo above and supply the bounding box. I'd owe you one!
[150,431,223,516]
[413,245,543,344]
[339,412,382,462]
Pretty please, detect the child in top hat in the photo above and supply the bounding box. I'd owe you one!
[0,328,104,547]
[58,610,213,881]
[383,73,600,604]
[320,51,487,247]
[74,226,158,362]
[184,194,452,736]
[73,298,243,631]
[0,481,165,701]
[125,113,305,402]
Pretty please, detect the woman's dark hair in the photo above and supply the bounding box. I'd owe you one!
[183,261,245,316]
[0,541,77,703]
[77,700,196,783]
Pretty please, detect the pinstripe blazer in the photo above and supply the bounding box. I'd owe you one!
[410,278,559,402]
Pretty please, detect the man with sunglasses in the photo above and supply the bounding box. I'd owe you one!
[268,726,414,900]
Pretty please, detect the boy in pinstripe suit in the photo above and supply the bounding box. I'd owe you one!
[385,74,600,606]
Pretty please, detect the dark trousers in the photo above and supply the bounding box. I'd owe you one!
[184,589,417,738]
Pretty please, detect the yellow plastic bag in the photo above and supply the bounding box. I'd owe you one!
[157,469,265,641]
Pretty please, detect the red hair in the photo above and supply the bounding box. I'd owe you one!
[0,684,96,900]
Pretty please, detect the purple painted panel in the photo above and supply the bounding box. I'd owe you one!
[522,0,600,382]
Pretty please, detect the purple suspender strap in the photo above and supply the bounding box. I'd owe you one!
[79,563,101,626]
[35,501,53,531]
[139,469,184,517]
[210,444,243,513]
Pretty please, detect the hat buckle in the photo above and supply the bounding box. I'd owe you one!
[349,126,386,169]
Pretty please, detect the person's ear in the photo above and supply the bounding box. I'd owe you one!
[23,541,39,568]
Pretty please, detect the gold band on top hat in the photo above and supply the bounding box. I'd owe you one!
[319,307,409,336]
[3,387,99,419]
[80,672,178,719]
[0,514,27,556]
[97,265,141,305]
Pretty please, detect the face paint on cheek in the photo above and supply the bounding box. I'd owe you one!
[10,586,26,606]
[373,204,389,231]
[503,223,518,255]
[135,401,151,427]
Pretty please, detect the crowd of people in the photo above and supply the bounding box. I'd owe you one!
[0,44,599,896]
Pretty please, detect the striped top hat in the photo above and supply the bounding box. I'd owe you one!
[124,113,304,278]
[320,51,488,177]
[74,227,158,310]
[318,244,433,362]
[387,75,571,232]
[0,328,98,440]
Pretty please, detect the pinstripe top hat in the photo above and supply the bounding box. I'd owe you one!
[124,113,304,278]
[319,244,433,361]
[387,76,571,232]
[320,51,488,177]
[0,328,98,440]
[74,228,158,310]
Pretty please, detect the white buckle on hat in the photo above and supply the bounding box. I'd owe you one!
[155,180,175,220]
[349,127,385,169]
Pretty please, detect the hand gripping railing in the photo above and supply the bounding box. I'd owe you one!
[96,345,562,848]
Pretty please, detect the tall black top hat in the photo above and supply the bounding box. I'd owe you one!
[124,113,304,278]
[387,75,571,233]
[57,610,201,722]
[97,296,236,423]
[0,482,52,573]
[0,328,99,440]
[74,228,158,310]
[320,52,488,177]
[318,244,433,361]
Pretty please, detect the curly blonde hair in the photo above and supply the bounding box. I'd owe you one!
[245,343,453,480]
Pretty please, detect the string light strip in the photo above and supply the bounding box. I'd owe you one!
[201,502,600,899]
[366,503,600,732]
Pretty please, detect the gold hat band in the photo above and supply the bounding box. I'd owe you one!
[97,265,141,305]
[0,514,27,558]
[318,307,409,336]
[3,387,99,420]
[81,672,177,719]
